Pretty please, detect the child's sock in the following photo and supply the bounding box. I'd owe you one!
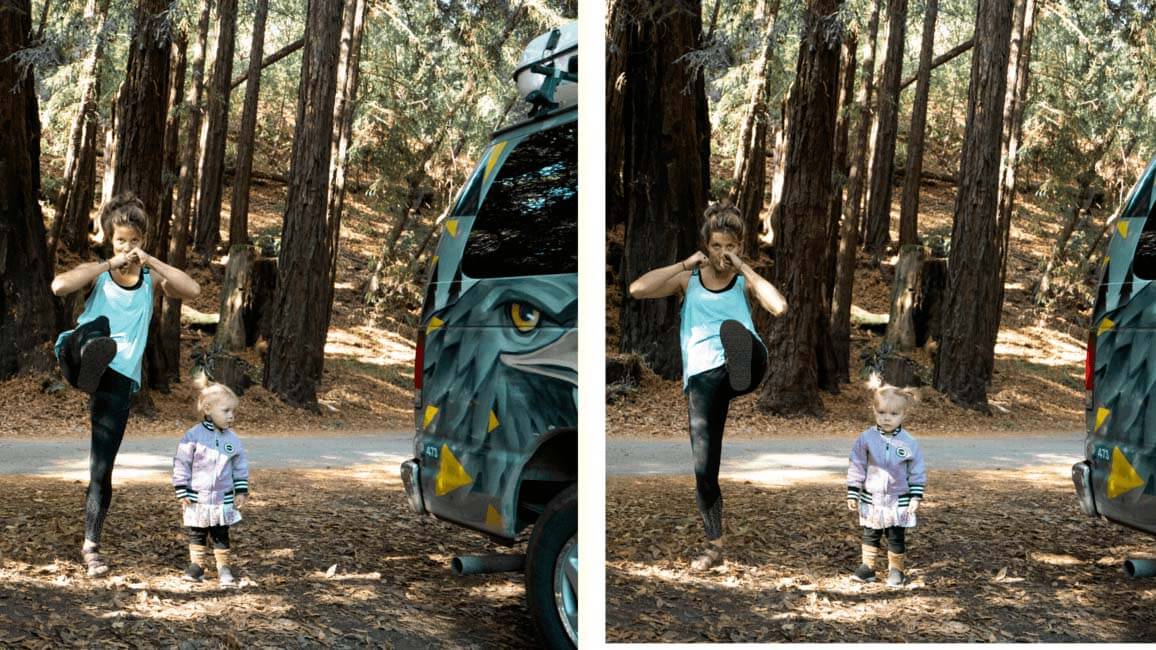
[888,551,905,573]
[213,548,231,569]
[189,544,207,567]
[861,544,879,567]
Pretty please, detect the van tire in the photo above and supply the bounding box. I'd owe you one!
[525,484,577,650]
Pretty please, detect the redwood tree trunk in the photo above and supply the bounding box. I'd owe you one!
[830,0,880,383]
[193,0,238,258]
[51,0,110,261]
[757,0,842,416]
[932,0,1013,411]
[863,0,907,255]
[159,0,213,386]
[157,33,188,263]
[616,0,711,380]
[606,0,628,231]
[228,0,269,249]
[0,0,56,378]
[826,31,857,299]
[897,0,938,247]
[263,0,346,408]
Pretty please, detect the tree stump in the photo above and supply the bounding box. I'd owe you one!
[916,256,947,346]
[885,244,925,350]
[216,245,257,351]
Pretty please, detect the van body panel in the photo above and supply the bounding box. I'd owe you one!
[1083,155,1156,536]
[413,108,578,540]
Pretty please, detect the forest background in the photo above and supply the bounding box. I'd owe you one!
[607,0,1156,436]
[0,0,576,436]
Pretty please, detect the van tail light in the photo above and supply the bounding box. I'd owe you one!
[415,329,425,390]
[1085,331,1095,391]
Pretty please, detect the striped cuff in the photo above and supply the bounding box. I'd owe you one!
[174,486,198,502]
[233,479,249,494]
[908,484,925,499]
[846,486,862,500]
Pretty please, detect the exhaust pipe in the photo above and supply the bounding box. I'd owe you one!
[1124,558,1156,578]
[451,554,525,576]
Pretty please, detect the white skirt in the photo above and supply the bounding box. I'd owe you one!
[183,502,242,528]
[858,493,917,529]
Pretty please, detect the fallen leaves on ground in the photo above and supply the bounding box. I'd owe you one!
[0,468,536,648]
[606,470,1156,642]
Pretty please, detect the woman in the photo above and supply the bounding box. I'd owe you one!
[51,193,201,576]
[629,201,787,570]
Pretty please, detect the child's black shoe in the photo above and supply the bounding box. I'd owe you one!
[183,563,205,582]
[851,563,876,582]
[887,568,905,587]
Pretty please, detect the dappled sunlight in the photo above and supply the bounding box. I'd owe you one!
[995,325,1086,367]
[31,453,173,482]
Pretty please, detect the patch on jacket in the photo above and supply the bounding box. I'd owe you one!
[895,446,910,458]
[224,443,235,454]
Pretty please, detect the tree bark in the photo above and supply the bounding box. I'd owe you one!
[757,0,843,416]
[993,0,1038,321]
[263,0,345,408]
[320,0,367,337]
[616,0,711,380]
[0,0,56,379]
[826,31,857,301]
[932,0,1013,412]
[230,37,304,90]
[897,0,938,247]
[157,33,188,263]
[863,0,907,255]
[159,0,213,386]
[193,0,238,258]
[50,0,110,263]
[228,0,269,248]
[830,0,881,384]
[216,245,257,351]
[606,0,628,231]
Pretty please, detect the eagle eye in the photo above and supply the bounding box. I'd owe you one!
[509,302,541,332]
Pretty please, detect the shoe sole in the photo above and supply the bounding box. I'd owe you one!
[76,337,117,394]
[850,576,877,583]
[720,320,753,392]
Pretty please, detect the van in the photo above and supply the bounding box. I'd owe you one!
[1073,155,1156,559]
[399,22,578,649]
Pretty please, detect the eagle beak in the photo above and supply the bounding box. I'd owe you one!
[500,329,577,386]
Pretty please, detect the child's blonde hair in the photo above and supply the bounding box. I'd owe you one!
[866,372,918,413]
[700,199,745,247]
[194,373,238,415]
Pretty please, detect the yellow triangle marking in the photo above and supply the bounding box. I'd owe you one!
[485,504,504,528]
[1118,221,1129,238]
[423,404,439,429]
[425,316,444,336]
[1095,407,1110,431]
[1108,447,1146,499]
[431,255,439,267]
[1097,318,1115,337]
[435,444,473,496]
[446,219,459,238]
[484,141,508,182]
[488,410,499,432]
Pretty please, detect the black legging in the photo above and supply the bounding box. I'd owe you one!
[188,525,231,550]
[863,526,907,554]
[685,337,767,541]
[85,368,134,544]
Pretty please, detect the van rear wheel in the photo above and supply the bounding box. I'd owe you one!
[526,484,577,649]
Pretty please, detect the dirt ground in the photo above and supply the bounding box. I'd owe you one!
[605,471,1156,642]
[0,468,537,648]
[608,182,1092,438]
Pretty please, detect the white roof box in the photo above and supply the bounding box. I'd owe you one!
[513,21,577,114]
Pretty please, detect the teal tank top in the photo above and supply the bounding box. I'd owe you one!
[55,268,154,392]
[679,269,761,389]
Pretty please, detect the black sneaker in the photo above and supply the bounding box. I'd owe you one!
[887,568,905,587]
[183,563,205,582]
[218,565,236,588]
[76,337,117,394]
[720,320,755,392]
[851,563,877,583]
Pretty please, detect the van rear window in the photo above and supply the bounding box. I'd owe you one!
[461,121,577,278]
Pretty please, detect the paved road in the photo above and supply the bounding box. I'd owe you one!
[0,433,414,480]
[607,433,1085,484]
